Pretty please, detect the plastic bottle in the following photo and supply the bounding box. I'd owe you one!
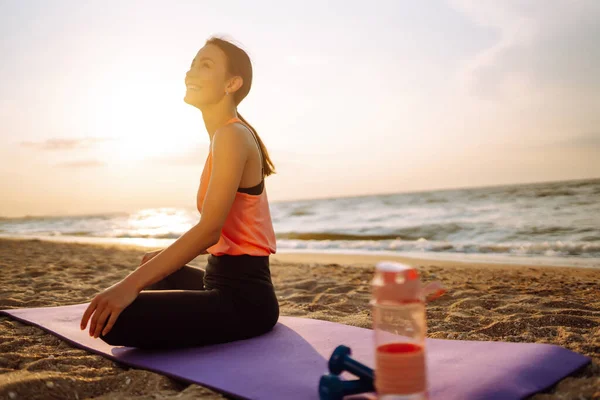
[370,261,433,400]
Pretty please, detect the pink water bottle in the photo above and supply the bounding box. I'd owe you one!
[370,261,444,400]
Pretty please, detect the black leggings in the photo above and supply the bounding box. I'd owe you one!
[100,254,279,349]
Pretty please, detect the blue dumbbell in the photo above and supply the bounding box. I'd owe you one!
[328,345,374,381]
[319,373,374,400]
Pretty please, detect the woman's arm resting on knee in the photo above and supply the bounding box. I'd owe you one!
[80,117,248,338]
[80,221,220,337]
[123,221,220,292]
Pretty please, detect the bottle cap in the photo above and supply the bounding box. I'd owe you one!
[372,261,423,303]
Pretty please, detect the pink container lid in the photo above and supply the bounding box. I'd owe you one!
[372,261,447,304]
[372,261,423,303]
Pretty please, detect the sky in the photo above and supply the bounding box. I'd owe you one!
[1,0,599,218]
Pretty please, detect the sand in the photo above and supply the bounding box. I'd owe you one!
[0,237,598,399]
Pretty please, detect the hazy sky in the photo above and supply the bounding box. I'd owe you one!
[1,0,599,218]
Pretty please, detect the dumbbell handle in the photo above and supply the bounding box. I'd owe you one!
[344,378,375,394]
[340,357,374,381]
[319,374,375,400]
[329,345,374,381]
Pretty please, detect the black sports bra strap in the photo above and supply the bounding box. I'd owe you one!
[242,122,264,176]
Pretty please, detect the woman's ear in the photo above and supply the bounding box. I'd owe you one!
[227,76,244,94]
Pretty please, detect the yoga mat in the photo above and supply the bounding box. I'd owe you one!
[1,303,590,400]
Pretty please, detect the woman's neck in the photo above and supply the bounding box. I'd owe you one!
[202,107,238,142]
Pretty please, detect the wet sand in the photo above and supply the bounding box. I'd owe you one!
[0,237,598,399]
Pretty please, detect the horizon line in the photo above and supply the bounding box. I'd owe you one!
[1,175,598,220]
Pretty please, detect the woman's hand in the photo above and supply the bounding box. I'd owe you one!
[140,249,163,265]
[80,280,140,338]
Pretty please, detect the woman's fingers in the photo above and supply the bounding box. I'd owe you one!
[92,307,112,338]
[102,311,121,337]
[89,302,104,336]
[80,299,98,330]
[81,280,139,339]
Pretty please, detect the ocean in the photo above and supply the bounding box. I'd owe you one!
[1,178,599,268]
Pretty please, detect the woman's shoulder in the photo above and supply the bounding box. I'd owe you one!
[211,123,251,153]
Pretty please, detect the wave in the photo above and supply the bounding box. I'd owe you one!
[289,208,314,217]
[277,223,472,242]
[515,226,579,236]
[277,232,401,241]
[61,231,94,237]
[278,239,600,258]
[114,232,182,239]
[533,189,578,198]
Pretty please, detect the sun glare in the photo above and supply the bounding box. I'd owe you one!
[88,76,197,165]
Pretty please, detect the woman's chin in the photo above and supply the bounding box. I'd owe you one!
[183,95,201,108]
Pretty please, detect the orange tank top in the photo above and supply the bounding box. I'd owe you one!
[196,117,277,256]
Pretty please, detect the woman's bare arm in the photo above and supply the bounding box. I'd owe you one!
[124,221,219,292]
[122,123,247,292]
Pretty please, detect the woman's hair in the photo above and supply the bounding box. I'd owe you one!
[206,36,276,177]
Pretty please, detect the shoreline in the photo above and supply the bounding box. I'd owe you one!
[1,234,598,270]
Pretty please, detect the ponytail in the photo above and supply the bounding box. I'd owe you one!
[237,112,276,177]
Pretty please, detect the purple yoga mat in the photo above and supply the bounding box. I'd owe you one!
[1,303,590,400]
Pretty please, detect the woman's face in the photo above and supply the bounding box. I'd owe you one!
[184,44,229,108]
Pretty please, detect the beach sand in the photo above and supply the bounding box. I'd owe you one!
[0,237,598,399]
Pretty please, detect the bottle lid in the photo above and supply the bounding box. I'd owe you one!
[372,261,422,303]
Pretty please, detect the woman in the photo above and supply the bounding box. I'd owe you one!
[79,36,279,349]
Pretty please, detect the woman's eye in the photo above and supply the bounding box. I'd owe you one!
[202,62,210,68]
